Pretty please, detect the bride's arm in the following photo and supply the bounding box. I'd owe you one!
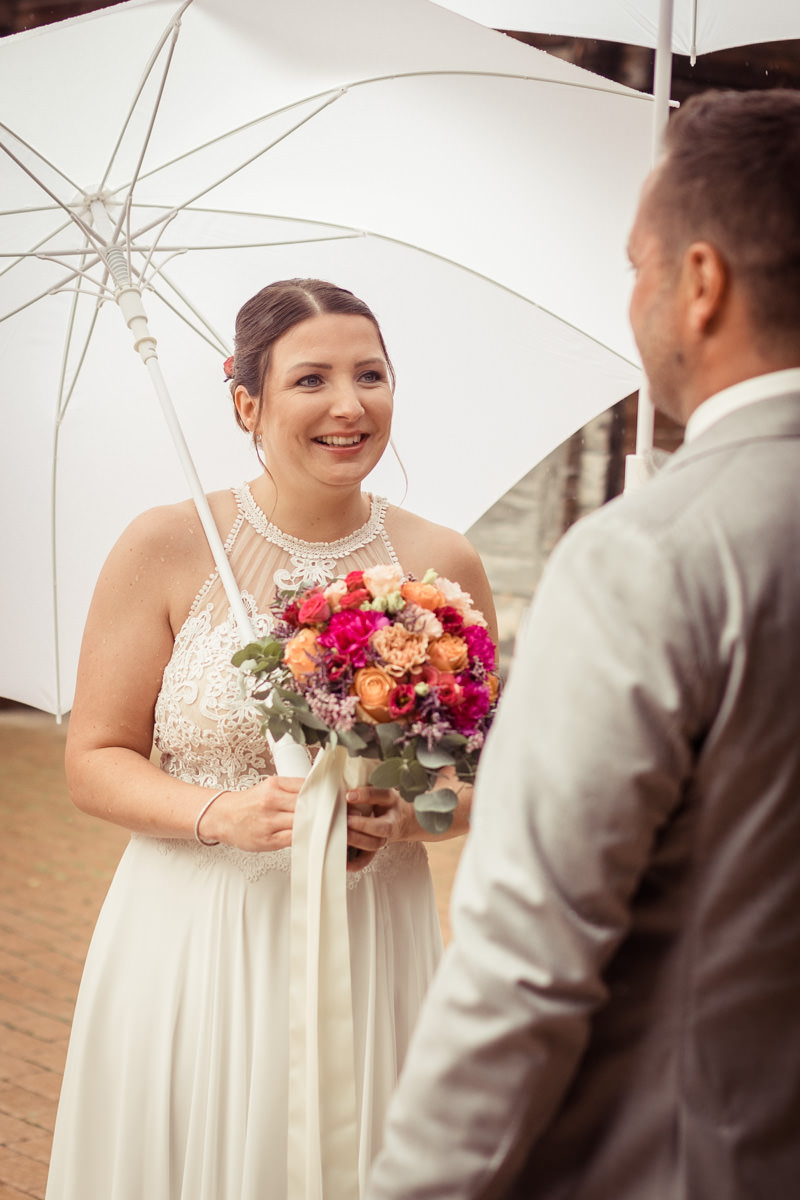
[65,504,302,848]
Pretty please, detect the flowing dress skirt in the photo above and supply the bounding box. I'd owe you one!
[46,835,441,1199]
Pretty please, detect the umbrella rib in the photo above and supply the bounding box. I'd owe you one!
[0,214,74,281]
[56,257,105,424]
[143,234,363,252]
[120,64,652,202]
[123,91,345,242]
[100,15,184,250]
[0,120,83,195]
[141,279,230,355]
[97,0,192,205]
[0,135,105,252]
[49,257,105,719]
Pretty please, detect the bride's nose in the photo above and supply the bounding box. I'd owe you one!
[329,381,365,420]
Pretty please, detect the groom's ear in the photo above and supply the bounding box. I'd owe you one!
[680,240,728,338]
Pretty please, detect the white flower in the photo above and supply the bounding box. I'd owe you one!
[363,563,405,598]
[436,576,488,627]
[324,579,349,606]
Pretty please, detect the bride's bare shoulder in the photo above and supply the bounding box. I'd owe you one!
[118,487,236,552]
[105,489,237,579]
[384,504,475,574]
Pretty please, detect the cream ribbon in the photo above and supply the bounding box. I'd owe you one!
[287,743,372,1200]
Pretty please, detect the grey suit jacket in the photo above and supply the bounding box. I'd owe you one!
[367,390,800,1199]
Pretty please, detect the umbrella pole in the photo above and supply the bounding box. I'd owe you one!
[624,0,674,493]
[110,265,310,776]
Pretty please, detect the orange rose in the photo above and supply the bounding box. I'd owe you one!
[487,673,500,703]
[428,633,469,673]
[283,627,319,679]
[401,579,445,611]
[352,667,395,723]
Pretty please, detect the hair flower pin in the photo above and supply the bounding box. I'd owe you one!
[223,355,235,381]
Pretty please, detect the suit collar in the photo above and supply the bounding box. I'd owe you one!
[685,368,800,443]
[663,389,800,475]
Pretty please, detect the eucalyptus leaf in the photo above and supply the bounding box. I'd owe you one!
[416,744,456,770]
[295,709,332,732]
[438,732,468,751]
[231,641,270,667]
[395,758,431,803]
[369,758,405,789]
[339,729,369,754]
[413,787,458,833]
[376,722,404,757]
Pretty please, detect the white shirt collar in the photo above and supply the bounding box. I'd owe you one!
[684,368,800,443]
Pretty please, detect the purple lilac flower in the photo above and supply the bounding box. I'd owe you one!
[306,687,359,732]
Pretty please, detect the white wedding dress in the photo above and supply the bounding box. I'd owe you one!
[46,485,443,1200]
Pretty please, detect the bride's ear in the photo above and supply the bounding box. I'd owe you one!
[234,385,258,434]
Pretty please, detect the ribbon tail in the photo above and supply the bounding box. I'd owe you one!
[287,744,360,1200]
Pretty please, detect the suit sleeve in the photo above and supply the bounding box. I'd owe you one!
[366,508,708,1199]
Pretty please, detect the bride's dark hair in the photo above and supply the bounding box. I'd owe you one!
[229,278,395,452]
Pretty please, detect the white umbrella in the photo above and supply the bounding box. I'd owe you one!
[433,0,800,61]
[0,0,655,717]
[436,0,800,481]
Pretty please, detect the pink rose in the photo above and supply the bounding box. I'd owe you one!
[339,588,371,609]
[297,591,331,625]
[434,673,463,707]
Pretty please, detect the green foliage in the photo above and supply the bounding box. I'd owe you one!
[414,787,459,834]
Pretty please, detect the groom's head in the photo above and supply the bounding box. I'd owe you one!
[627,89,800,424]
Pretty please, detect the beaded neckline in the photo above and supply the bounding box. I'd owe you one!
[235,483,387,554]
[233,483,397,590]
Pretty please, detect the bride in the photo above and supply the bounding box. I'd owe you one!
[47,278,498,1199]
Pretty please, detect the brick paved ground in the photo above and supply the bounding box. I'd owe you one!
[0,702,464,1200]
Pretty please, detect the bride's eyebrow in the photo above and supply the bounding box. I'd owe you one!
[290,361,332,371]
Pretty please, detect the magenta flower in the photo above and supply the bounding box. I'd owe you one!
[451,681,491,734]
[463,624,496,671]
[317,609,389,668]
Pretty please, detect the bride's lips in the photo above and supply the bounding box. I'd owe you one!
[312,433,368,451]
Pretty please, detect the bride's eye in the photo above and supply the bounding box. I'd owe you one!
[296,373,323,387]
[359,370,382,384]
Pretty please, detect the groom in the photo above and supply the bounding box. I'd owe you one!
[367,89,800,1198]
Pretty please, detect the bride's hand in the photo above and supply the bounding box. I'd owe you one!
[345,786,413,872]
[197,776,304,852]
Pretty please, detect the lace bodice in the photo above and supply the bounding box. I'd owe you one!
[150,485,425,882]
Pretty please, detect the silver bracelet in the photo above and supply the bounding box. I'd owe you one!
[194,789,228,846]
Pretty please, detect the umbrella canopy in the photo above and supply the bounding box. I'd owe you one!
[434,1,800,60]
[0,0,655,715]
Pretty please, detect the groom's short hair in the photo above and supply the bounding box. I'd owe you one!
[651,89,800,353]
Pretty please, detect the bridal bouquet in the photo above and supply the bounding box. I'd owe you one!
[232,566,500,832]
